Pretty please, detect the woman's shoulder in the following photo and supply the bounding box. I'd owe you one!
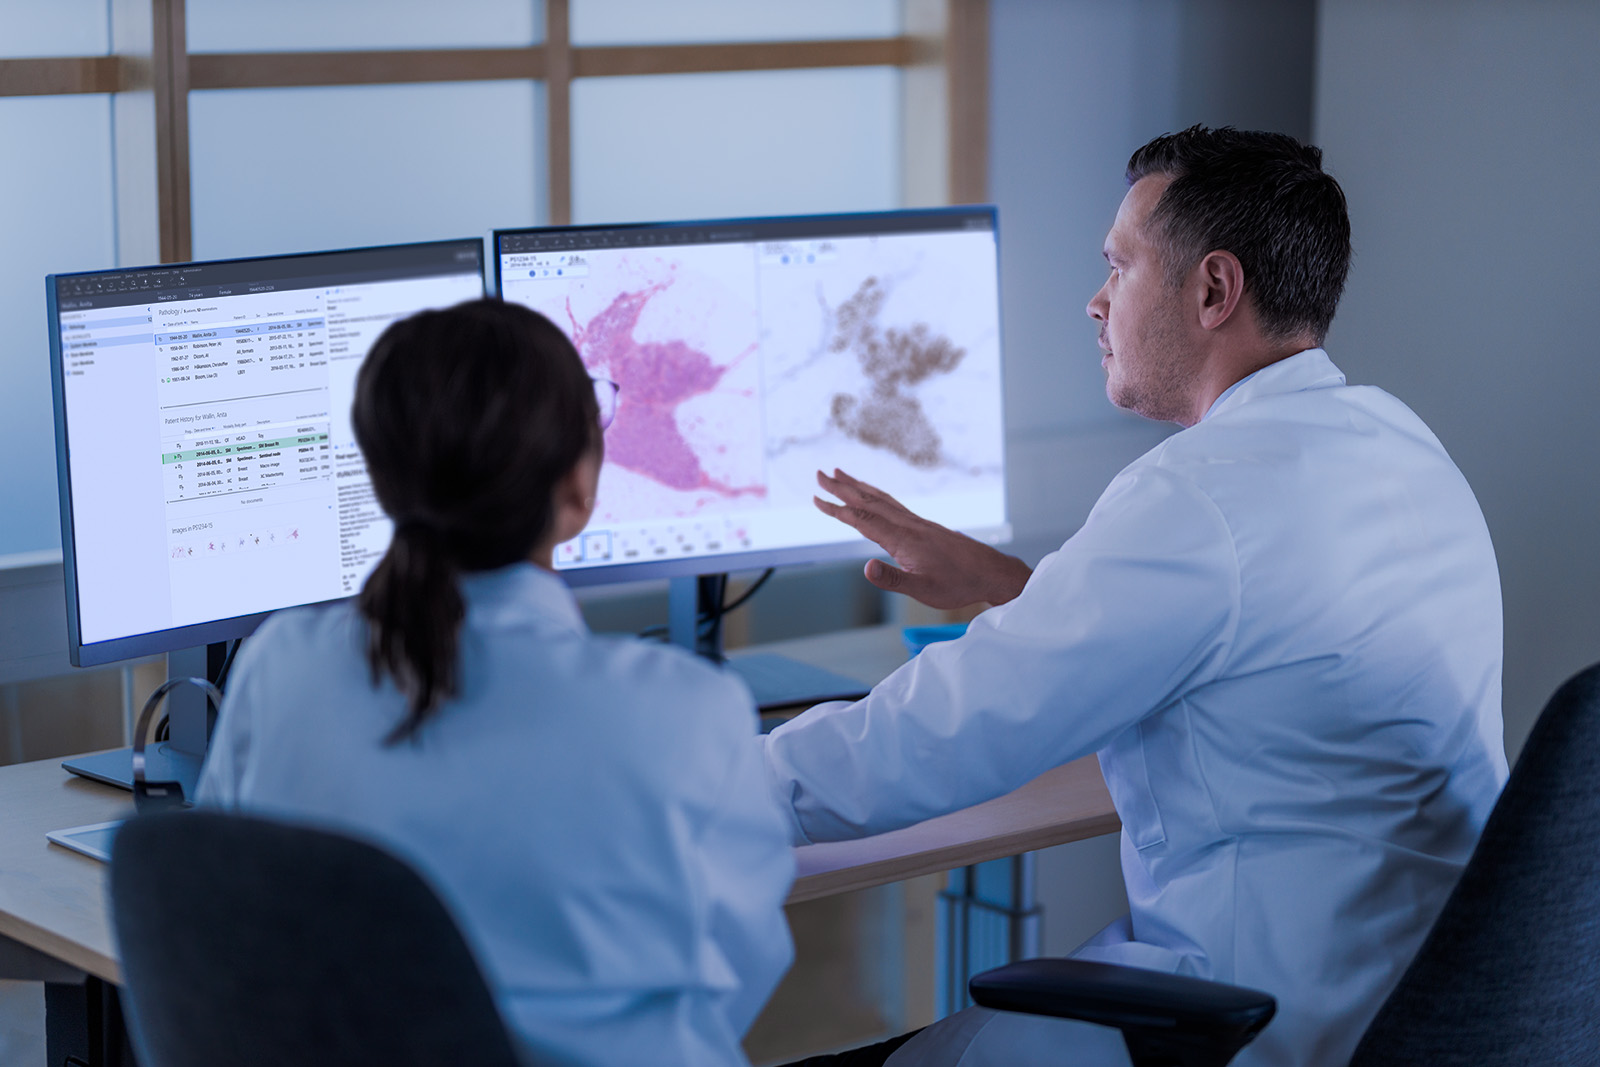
[572,639,767,806]
[247,599,362,655]
[228,601,365,693]
[556,635,758,737]
[585,635,750,699]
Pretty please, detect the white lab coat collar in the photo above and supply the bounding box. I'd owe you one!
[1202,348,1347,422]
[457,562,588,635]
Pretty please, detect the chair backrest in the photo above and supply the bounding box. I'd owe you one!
[110,810,522,1067]
[1350,662,1600,1065]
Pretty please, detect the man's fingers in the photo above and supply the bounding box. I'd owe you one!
[819,470,908,518]
[819,468,906,513]
[864,558,946,607]
[817,468,871,506]
[813,495,852,526]
[815,496,899,548]
[864,557,910,592]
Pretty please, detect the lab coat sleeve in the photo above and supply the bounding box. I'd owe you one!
[763,463,1241,844]
[692,693,797,1036]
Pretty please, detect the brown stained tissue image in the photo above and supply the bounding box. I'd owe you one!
[828,276,965,468]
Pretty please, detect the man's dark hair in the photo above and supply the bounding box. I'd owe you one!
[353,298,599,743]
[1126,125,1351,345]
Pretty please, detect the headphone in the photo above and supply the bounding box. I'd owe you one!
[132,677,224,813]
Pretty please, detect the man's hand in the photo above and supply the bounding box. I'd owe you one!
[813,468,1032,609]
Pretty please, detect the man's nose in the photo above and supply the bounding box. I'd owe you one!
[1087,284,1108,323]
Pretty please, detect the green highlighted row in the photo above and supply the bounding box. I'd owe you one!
[162,432,328,465]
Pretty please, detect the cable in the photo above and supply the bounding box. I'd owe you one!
[716,568,774,618]
[633,569,776,642]
[213,638,243,693]
[153,638,242,741]
[697,574,728,636]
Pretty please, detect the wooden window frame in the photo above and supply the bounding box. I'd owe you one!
[1,0,987,263]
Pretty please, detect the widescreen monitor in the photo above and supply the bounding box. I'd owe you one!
[493,207,1010,588]
[49,240,487,668]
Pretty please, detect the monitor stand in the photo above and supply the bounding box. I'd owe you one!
[62,642,221,797]
[668,574,871,712]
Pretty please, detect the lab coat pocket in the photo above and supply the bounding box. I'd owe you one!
[1100,719,1168,852]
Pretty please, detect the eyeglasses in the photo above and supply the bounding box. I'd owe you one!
[593,377,620,430]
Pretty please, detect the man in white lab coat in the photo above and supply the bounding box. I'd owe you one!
[764,126,1507,1067]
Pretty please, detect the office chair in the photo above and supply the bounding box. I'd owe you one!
[110,811,522,1067]
[969,661,1600,1067]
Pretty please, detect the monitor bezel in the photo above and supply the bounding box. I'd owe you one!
[49,238,488,667]
[492,205,1011,590]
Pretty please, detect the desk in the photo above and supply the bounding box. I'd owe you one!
[791,757,1117,903]
[0,624,1118,1062]
[0,748,1117,983]
[0,757,129,984]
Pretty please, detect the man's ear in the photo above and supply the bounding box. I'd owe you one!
[1194,250,1246,331]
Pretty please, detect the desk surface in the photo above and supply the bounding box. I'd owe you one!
[0,756,132,982]
[0,625,1118,984]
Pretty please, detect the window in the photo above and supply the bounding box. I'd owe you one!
[0,0,988,558]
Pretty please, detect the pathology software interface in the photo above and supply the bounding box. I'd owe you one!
[496,209,1009,577]
[52,242,484,647]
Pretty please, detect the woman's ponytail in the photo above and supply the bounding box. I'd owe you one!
[359,520,464,743]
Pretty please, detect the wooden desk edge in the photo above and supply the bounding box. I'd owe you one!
[787,810,1120,903]
[786,757,1120,904]
[0,911,120,984]
[0,756,131,984]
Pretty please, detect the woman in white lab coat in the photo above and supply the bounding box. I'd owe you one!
[198,299,794,1067]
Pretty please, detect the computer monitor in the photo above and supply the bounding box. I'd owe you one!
[48,240,485,789]
[493,207,1009,707]
[493,207,1010,596]
[49,240,486,668]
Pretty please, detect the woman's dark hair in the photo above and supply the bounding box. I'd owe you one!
[1126,124,1352,345]
[352,298,598,742]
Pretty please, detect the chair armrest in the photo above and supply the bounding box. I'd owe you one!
[969,959,1275,1067]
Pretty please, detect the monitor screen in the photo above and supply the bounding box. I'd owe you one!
[494,208,1009,586]
[49,240,486,666]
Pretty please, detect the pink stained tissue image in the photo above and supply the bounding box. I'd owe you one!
[565,280,765,511]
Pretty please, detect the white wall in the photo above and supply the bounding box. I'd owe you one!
[987,0,1317,953]
[1314,0,1600,755]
